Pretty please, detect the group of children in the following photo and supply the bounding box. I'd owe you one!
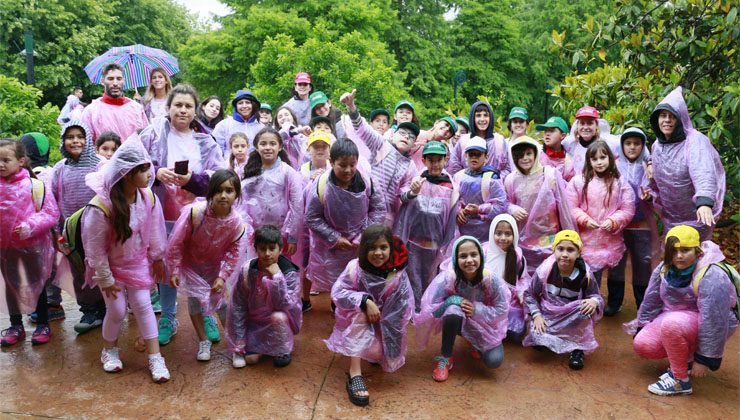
[0,77,735,404]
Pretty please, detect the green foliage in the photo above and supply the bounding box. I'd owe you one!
[0,75,61,163]
[551,0,740,202]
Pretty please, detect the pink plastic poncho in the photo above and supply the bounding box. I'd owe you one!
[167,202,248,314]
[447,133,511,178]
[138,117,226,221]
[523,255,604,354]
[82,137,167,290]
[278,124,309,169]
[415,266,511,353]
[624,242,737,359]
[648,87,726,241]
[239,161,304,259]
[325,259,414,372]
[562,119,621,176]
[225,257,303,356]
[338,115,372,162]
[565,175,635,271]
[505,141,575,275]
[485,214,531,336]
[306,170,385,292]
[81,97,148,141]
[0,169,59,314]
[350,112,415,226]
[453,169,507,242]
[539,150,575,182]
[394,177,459,309]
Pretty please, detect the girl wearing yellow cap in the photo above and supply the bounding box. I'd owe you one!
[628,225,737,396]
[523,230,604,370]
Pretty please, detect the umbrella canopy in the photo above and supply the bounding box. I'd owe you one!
[84,44,179,89]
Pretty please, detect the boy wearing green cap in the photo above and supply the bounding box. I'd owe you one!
[310,91,346,141]
[507,107,529,142]
[394,141,459,310]
[258,104,273,125]
[369,109,390,135]
[537,116,575,181]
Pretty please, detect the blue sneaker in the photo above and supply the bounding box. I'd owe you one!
[31,305,65,323]
[204,315,220,343]
[158,317,178,346]
[648,372,692,396]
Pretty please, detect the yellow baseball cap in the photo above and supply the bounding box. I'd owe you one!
[665,225,700,248]
[307,131,332,149]
[552,230,583,250]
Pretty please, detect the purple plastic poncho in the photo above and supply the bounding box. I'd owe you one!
[415,266,511,353]
[394,177,459,309]
[566,175,635,271]
[539,150,575,182]
[485,214,531,336]
[337,115,373,162]
[624,241,738,358]
[350,112,415,226]
[81,97,148,142]
[212,116,265,156]
[282,97,311,127]
[523,255,604,354]
[239,161,304,260]
[325,259,414,372]
[0,169,59,314]
[225,257,302,356]
[167,202,248,315]
[562,119,621,176]
[138,116,225,221]
[648,87,726,241]
[505,139,575,275]
[306,170,385,292]
[82,137,167,290]
[453,169,507,243]
[447,133,512,178]
[278,123,308,169]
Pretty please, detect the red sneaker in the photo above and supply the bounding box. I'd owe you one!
[432,356,454,382]
[469,349,481,360]
[31,324,52,345]
[0,325,26,347]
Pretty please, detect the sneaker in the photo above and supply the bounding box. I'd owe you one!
[148,354,170,383]
[204,316,220,343]
[432,356,454,382]
[31,305,65,323]
[100,347,123,372]
[603,304,621,317]
[660,363,693,381]
[197,340,212,361]
[0,325,26,347]
[158,317,178,346]
[302,299,312,313]
[31,324,52,345]
[568,350,585,370]
[648,372,692,396]
[151,300,162,314]
[469,349,481,360]
[273,353,292,367]
[150,289,161,314]
[74,312,103,334]
[232,353,246,369]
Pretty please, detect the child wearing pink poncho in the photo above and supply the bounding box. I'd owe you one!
[524,230,603,370]
[326,224,413,407]
[416,236,510,383]
[626,226,737,396]
[226,225,303,369]
[167,169,248,362]
[81,137,170,382]
[565,140,635,285]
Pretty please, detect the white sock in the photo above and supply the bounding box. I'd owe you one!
[148,352,161,360]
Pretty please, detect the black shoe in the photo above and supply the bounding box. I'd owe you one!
[302,299,312,313]
[74,311,103,334]
[331,302,336,314]
[533,345,547,352]
[569,350,584,370]
[273,353,292,367]
[604,304,621,317]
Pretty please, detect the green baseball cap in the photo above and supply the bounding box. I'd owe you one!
[369,108,390,122]
[394,100,415,113]
[508,106,529,121]
[309,91,329,109]
[422,141,447,156]
[260,103,272,111]
[455,116,470,130]
[440,116,458,134]
[535,116,569,133]
[397,121,420,137]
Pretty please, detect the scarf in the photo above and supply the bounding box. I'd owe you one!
[544,146,565,159]
[420,170,452,188]
[100,93,129,106]
[665,261,697,288]
[486,214,521,280]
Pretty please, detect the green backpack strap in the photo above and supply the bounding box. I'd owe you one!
[30,178,45,211]
[300,161,311,178]
[317,171,330,205]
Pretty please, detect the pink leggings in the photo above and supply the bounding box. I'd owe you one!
[633,310,698,380]
[101,285,158,342]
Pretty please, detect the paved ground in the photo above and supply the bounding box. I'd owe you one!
[1,283,738,419]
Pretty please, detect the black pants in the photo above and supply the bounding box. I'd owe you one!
[441,314,504,369]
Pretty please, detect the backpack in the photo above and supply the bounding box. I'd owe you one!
[691,261,740,321]
[30,178,45,211]
[62,188,156,274]
[316,170,374,205]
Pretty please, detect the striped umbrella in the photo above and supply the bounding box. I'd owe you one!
[84,44,179,89]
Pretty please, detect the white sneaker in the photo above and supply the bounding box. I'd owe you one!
[197,340,212,361]
[100,347,123,372]
[232,353,246,369]
[148,354,170,383]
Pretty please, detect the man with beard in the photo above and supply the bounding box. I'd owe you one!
[82,63,149,142]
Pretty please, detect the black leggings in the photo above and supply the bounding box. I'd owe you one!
[441,314,504,369]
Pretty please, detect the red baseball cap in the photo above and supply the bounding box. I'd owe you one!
[294,72,311,84]
[575,106,599,119]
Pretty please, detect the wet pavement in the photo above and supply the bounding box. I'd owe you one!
[1,283,738,419]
